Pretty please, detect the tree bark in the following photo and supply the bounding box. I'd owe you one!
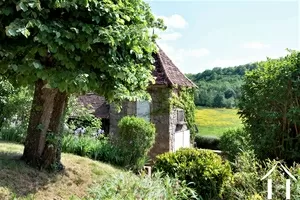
[22,79,68,170]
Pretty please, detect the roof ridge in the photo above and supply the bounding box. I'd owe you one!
[157,46,196,87]
[156,47,173,85]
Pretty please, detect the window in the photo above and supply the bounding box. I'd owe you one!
[177,109,185,123]
[136,101,150,121]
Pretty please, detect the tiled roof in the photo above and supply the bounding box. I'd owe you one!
[77,93,110,118]
[153,46,196,87]
[76,47,196,119]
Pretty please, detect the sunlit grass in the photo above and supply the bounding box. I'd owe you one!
[195,107,243,137]
[0,141,120,200]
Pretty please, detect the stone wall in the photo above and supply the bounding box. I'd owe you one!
[148,86,172,159]
[108,86,190,160]
[169,108,188,151]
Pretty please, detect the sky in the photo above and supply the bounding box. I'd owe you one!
[146,0,300,73]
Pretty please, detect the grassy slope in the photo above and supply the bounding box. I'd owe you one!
[0,141,121,200]
[195,108,243,137]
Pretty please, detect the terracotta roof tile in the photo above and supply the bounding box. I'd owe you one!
[77,93,109,118]
[76,47,196,119]
[153,46,196,87]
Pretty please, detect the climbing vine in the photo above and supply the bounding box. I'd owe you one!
[170,87,196,140]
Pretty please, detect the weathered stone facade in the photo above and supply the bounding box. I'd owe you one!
[109,101,136,136]
[80,46,196,160]
[148,86,172,158]
[109,86,190,159]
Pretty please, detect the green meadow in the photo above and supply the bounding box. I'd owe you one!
[195,107,243,137]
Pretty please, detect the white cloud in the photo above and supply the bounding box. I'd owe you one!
[242,42,271,49]
[159,32,182,41]
[158,42,210,73]
[159,43,210,60]
[157,14,188,29]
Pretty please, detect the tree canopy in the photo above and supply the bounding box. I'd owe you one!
[0,0,165,169]
[186,64,257,108]
[239,50,300,163]
[0,0,164,103]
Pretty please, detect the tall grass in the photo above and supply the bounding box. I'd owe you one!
[87,172,199,200]
[0,126,26,143]
[62,134,124,166]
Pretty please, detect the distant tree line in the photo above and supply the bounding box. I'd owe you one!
[186,64,257,108]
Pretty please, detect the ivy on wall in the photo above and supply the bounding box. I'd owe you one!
[170,87,196,140]
[149,87,172,116]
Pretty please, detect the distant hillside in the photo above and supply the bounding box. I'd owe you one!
[186,63,257,108]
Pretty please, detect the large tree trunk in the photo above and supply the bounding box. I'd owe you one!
[22,79,68,170]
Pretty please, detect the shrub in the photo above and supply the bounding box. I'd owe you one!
[219,128,252,161]
[0,86,33,129]
[114,116,156,170]
[87,172,199,200]
[194,135,220,150]
[153,148,232,199]
[223,150,300,200]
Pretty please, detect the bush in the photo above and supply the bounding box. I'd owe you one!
[153,148,232,199]
[194,135,220,150]
[223,150,300,200]
[114,116,156,170]
[219,128,252,161]
[87,172,199,200]
[0,86,33,129]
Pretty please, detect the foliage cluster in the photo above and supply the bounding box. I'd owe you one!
[223,150,300,200]
[0,0,165,106]
[153,148,232,199]
[114,116,156,171]
[194,135,220,150]
[0,76,13,127]
[65,94,102,134]
[219,128,252,161]
[186,64,257,108]
[0,78,32,129]
[239,50,300,163]
[62,116,156,171]
[87,172,199,200]
[170,88,197,139]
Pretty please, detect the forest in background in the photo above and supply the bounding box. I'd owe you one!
[186,63,258,108]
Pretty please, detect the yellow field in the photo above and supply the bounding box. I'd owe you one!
[195,108,243,137]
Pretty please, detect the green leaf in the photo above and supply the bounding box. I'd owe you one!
[17,2,28,12]
[70,27,79,34]
[1,7,14,16]
[6,28,16,37]
[123,15,131,21]
[33,61,43,69]
[37,123,45,131]
[20,28,30,38]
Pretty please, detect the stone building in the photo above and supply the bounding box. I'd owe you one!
[77,47,196,158]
